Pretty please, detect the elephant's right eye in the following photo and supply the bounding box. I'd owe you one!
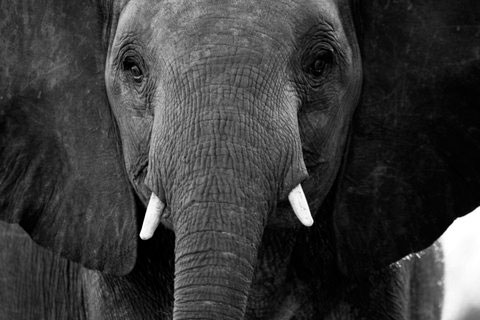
[122,57,144,83]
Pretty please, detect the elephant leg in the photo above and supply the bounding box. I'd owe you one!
[324,244,443,320]
[408,243,444,320]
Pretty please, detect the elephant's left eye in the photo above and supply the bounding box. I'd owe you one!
[304,49,334,78]
[123,57,144,83]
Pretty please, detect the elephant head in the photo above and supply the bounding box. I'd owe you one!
[1,0,479,319]
[102,1,362,316]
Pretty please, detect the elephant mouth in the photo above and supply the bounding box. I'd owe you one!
[139,184,313,240]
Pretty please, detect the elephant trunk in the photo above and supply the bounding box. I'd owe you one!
[173,200,266,319]
[146,111,307,318]
[159,124,273,319]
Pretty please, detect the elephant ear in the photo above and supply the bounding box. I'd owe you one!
[0,0,137,275]
[334,0,480,276]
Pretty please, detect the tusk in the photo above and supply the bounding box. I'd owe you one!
[139,193,165,240]
[288,185,314,227]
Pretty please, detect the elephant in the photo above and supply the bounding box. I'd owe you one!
[0,0,479,319]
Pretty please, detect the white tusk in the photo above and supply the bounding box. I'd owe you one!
[139,193,165,240]
[288,184,314,227]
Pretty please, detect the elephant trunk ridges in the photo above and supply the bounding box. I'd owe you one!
[165,141,273,319]
[159,112,279,319]
[173,200,266,319]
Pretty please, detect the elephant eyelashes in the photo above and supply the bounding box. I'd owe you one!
[122,57,144,83]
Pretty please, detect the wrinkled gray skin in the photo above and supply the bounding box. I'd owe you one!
[107,1,359,318]
[1,0,479,319]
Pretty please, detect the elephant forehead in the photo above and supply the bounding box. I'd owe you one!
[120,0,342,55]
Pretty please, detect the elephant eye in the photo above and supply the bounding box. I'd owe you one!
[123,57,144,83]
[305,49,334,78]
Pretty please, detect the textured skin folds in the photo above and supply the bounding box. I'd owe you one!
[0,0,479,319]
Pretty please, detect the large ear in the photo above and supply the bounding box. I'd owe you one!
[0,0,137,275]
[334,0,480,276]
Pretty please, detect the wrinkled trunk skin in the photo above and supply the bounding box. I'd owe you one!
[156,113,280,319]
[173,201,267,319]
[162,128,274,319]
[150,108,280,319]
[167,147,273,319]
